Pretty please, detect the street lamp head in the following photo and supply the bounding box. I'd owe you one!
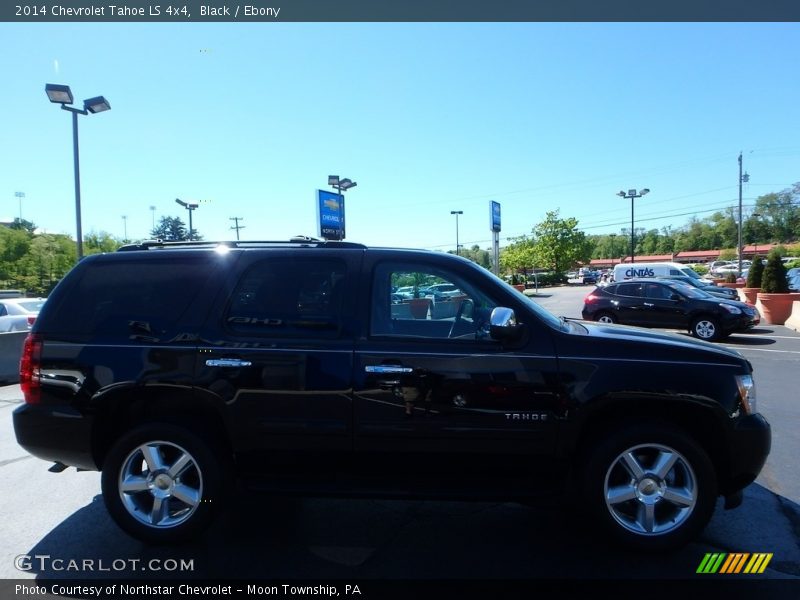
[340,179,357,191]
[328,175,340,186]
[641,188,650,195]
[45,83,74,105]
[617,191,626,198]
[451,210,463,215]
[175,198,187,207]
[84,96,111,113]
[627,189,637,196]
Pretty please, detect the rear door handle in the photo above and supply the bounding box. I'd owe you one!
[365,365,413,374]
[643,302,654,307]
[206,359,253,368]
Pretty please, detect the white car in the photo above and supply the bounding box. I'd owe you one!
[0,298,46,332]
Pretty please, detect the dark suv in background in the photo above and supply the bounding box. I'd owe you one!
[582,279,759,341]
[14,240,770,550]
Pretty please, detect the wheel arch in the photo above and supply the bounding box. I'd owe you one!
[566,397,731,493]
[90,384,234,471]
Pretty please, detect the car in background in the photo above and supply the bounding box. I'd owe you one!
[787,267,800,292]
[567,268,598,285]
[654,275,739,299]
[581,279,758,341]
[0,298,46,332]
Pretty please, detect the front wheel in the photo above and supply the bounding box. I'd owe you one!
[691,316,721,342]
[582,422,717,551]
[101,422,227,544]
[594,312,617,324]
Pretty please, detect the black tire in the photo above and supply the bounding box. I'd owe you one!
[582,421,717,552]
[691,316,721,342]
[594,312,617,324]
[101,422,228,544]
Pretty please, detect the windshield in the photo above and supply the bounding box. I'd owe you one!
[680,267,703,280]
[665,281,712,299]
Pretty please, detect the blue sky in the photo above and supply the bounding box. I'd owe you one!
[1,23,798,251]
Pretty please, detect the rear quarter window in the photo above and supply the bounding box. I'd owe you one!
[39,255,216,338]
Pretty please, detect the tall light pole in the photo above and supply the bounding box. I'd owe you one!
[175,198,199,240]
[149,205,156,232]
[230,217,245,241]
[46,84,111,260]
[616,188,650,263]
[328,175,357,241]
[737,152,750,275]
[450,210,463,256]
[121,215,128,242]
[14,192,25,223]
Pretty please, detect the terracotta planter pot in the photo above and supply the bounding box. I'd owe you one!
[757,292,800,325]
[718,282,745,289]
[512,284,525,292]
[409,298,431,319]
[742,287,761,305]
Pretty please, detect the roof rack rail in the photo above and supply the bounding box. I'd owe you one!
[117,238,367,252]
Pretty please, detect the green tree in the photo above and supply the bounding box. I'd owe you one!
[10,218,37,235]
[499,235,536,276]
[760,251,789,293]
[448,245,492,269]
[84,231,123,254]
[746,255,765,288]
[151,216,199,241]
[529,210,592,275]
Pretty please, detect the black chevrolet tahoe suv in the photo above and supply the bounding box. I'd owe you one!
[13,239,771,551]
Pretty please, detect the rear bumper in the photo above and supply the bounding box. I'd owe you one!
[724,412,771,494]
[12,403,98,471]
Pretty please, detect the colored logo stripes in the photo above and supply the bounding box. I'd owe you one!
[697,553,773,574]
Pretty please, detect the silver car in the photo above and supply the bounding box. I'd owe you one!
[0,298,46,332]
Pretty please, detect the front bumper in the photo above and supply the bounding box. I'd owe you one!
[13,403,98,471]
[724,412,771,494]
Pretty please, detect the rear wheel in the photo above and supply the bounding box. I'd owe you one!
[582,421,717,551]
[594,312,617,324]
[691,316,721,341]
[101,422,228,544]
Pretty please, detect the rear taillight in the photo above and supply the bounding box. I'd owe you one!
[19,334,42,404]
[27,315,36,327]
[584,293,599,303]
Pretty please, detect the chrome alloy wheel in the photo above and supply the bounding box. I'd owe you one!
[694,319,717,340]
[604,443,697,536]
[118,440,203,528]
[597,314,615,324]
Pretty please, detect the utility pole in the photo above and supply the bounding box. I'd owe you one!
[737,152,750,276]
[229,217,245,241]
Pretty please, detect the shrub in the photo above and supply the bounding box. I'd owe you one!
[760,252,789,293]
[746,256,765,288]
[691,264,709,276]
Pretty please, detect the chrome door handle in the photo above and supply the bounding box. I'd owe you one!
[206,359,253,368]
[644,302,654,307]
[365,365,413,374]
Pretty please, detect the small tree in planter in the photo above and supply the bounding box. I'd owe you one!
[746,256,764,288]
[757,251,798,325]
[741,256,765,304]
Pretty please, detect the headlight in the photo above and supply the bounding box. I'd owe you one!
[735,374,757,415]
[720,303,742,315]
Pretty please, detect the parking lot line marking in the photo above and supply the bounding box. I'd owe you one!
[722,347,800,355]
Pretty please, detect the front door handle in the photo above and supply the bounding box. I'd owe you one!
[365,365,413,374]
[206,358,253,368]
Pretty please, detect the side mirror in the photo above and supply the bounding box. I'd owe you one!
[489,307,522,341]
[670,293,682,301]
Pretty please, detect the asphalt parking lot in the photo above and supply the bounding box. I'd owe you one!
[1,288,798,591]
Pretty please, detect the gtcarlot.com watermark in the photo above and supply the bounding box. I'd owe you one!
[14,554,194,573]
